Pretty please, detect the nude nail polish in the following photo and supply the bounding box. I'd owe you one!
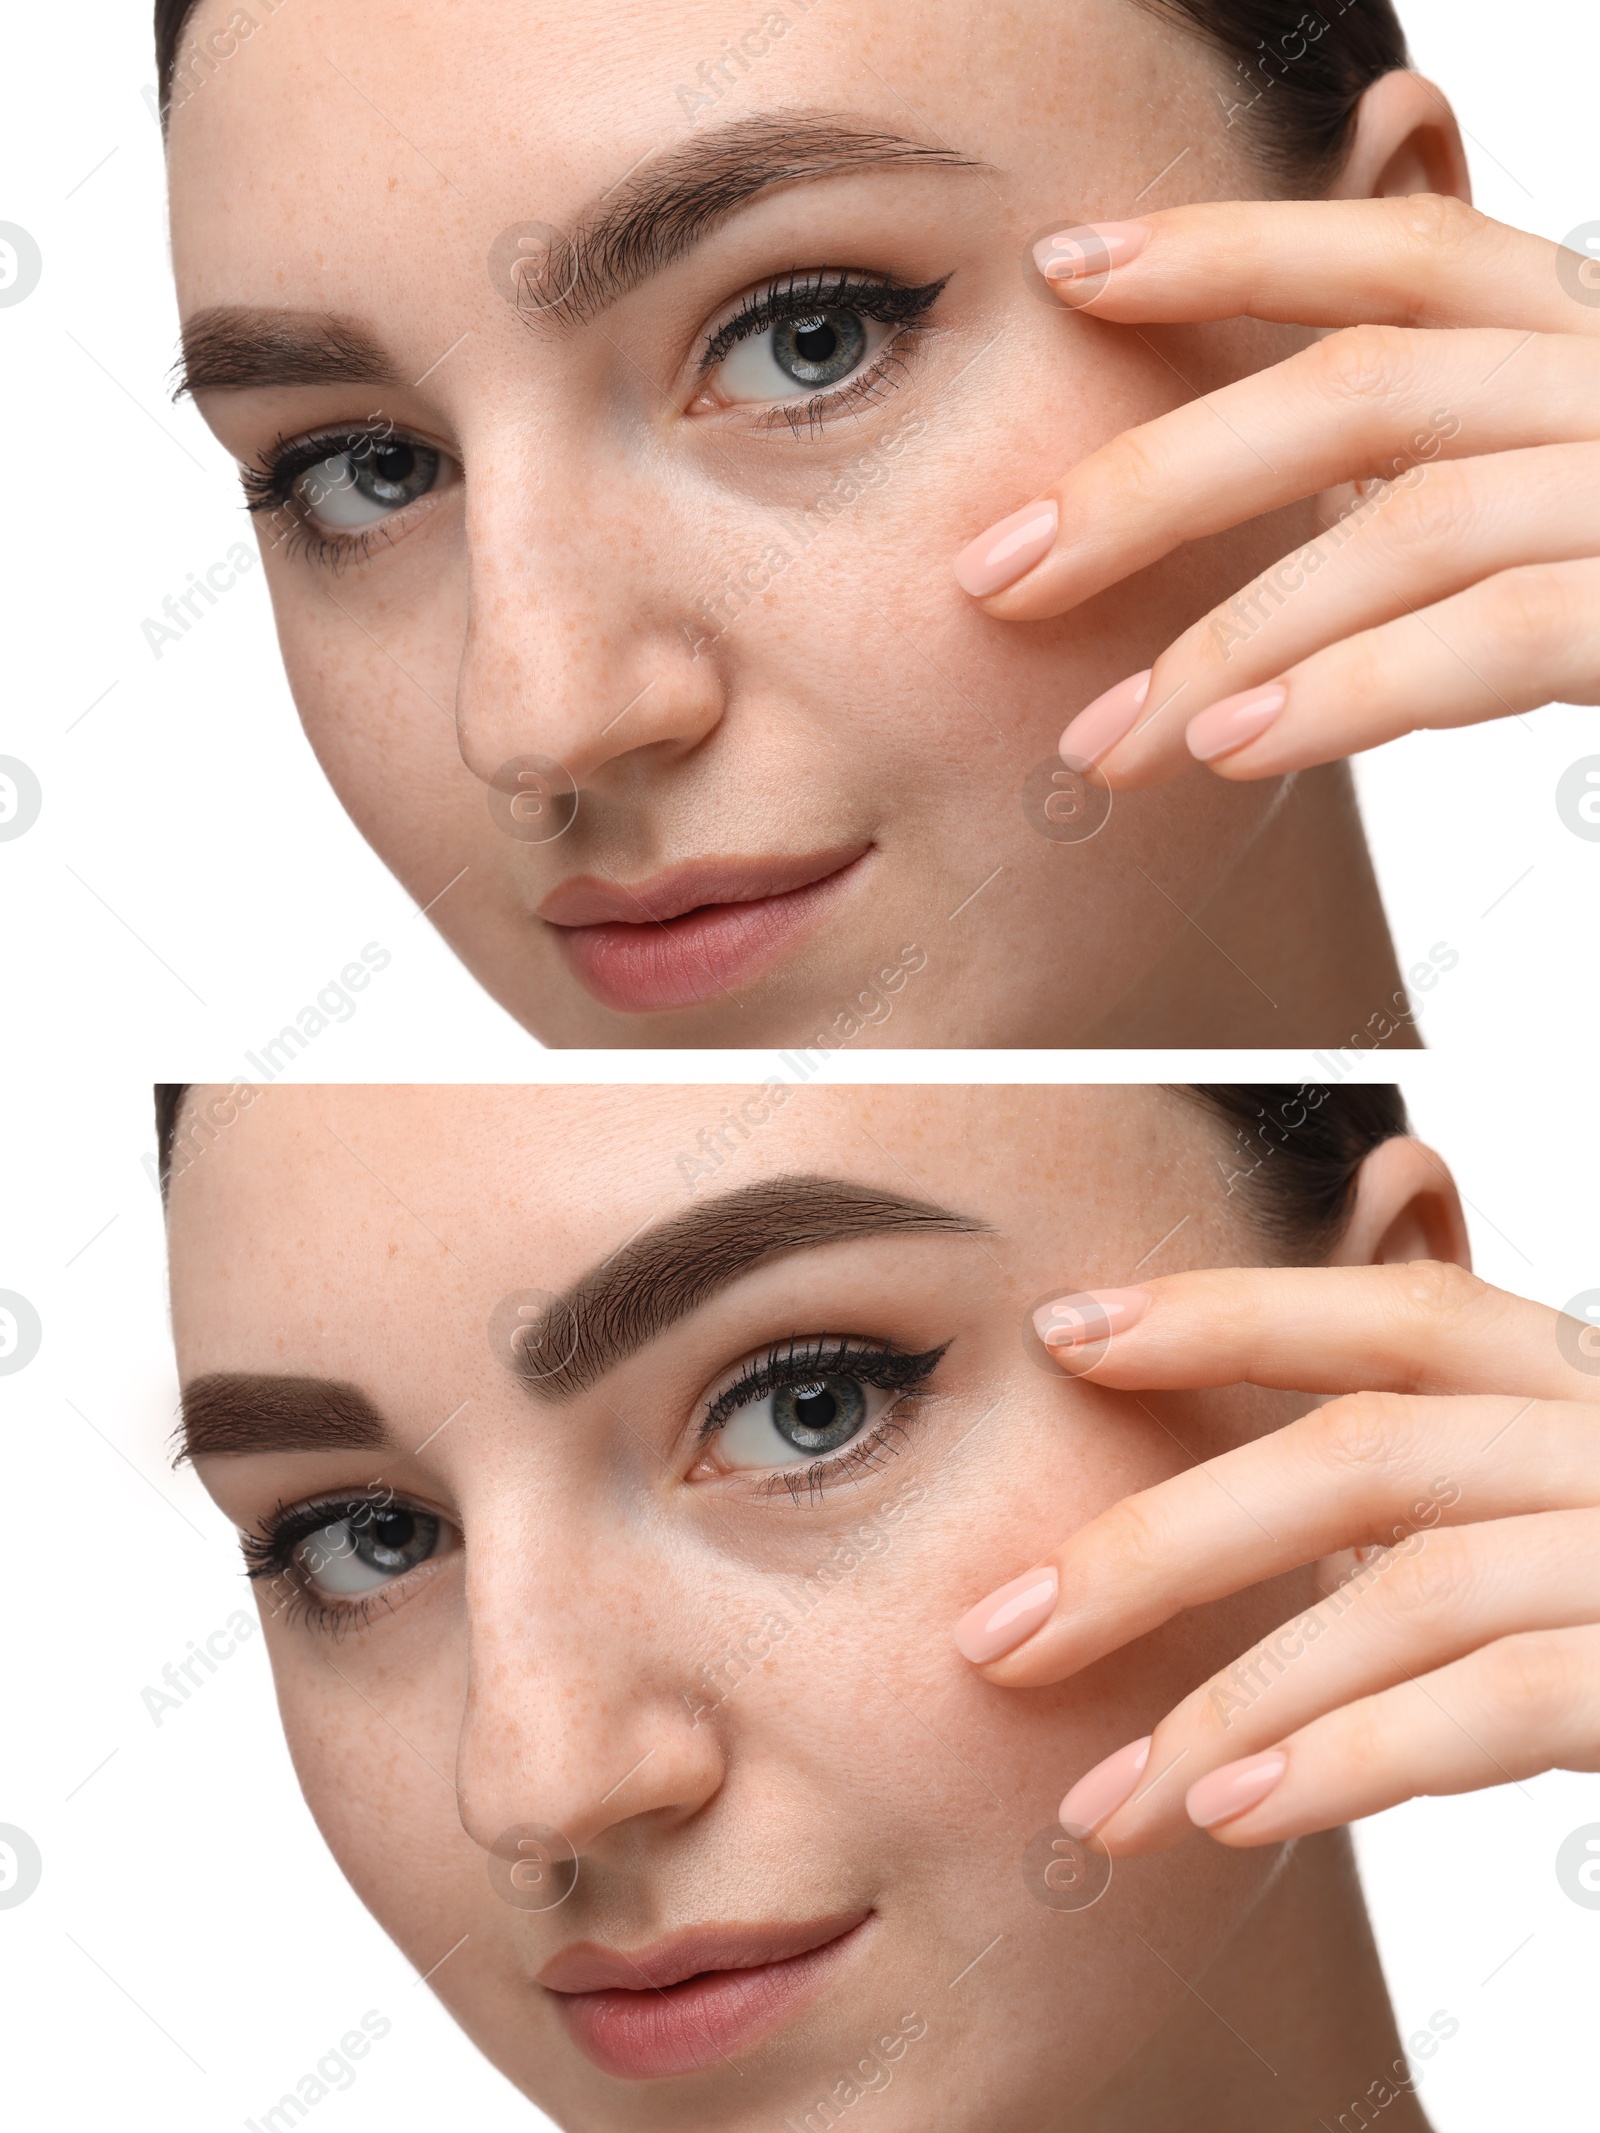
[1059,1736,1152,1833]
[1033,221,1151,280]
[954,1566,1059,1664]
[954,500,1059,598]
[1032,1287,1150,1347]
[1058,671,1151,766]
[1185,683,1287,764]
[1186,1750,1287,1829]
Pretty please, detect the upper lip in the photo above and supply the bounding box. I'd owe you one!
[537,846,871,929]
[538,1911,871,1995]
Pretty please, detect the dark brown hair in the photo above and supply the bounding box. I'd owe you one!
[154,1084,1408,1253]
[155,0,1407,180]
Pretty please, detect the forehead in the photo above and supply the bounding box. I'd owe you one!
[165,0,1184,291]
[165,1084,1206,1353]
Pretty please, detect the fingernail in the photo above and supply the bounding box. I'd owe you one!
[954,500,1059,598]
[954,1566,1058,1664]
[1185,683,1287,764]
[1186,1750,1288,1829]
[1033,221,1151,281]
[1059,1736,1152,1833]
[1032,1287,1150,1348]
[1059,670,1151,766]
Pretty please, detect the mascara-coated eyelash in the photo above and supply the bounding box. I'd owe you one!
[698,1335,949,1504]
[697,269,950,436]
[240,1487,450,1635]
[239,423,448,567]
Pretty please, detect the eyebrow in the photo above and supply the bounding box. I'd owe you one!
[175,1174,986,1457]
[514,1172,988,1401]
[177,1373,390,1462]
[172,110,985,397]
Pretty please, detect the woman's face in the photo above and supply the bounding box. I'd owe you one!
[170,1084,1317,2129]
[166,0,1320,1046]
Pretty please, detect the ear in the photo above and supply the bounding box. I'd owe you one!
[1326,69,1472,205]
[1327,1136,1471,1271]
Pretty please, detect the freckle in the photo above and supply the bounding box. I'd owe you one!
[388,176,399,192]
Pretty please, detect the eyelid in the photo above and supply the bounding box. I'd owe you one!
[695,268,951,376]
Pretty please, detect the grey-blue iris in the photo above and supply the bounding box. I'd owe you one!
[771,309,867,388]
[351,438,439,509]
[772,1375,867,1453]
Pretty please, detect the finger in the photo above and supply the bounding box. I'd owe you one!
[1071,443,1600,788]
[1034,196,1597,339]
[1180,554,1600,780]
[1183,1622,1600,1848]
[962,327,1600,625]
[1038,1261,1600,1405]
[1074,1509,1600,1853]
[962,1392,1600,1687]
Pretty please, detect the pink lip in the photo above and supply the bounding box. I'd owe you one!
[541,1911,871,2080]
[540,846,872,1015]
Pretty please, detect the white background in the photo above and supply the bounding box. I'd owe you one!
[2,0,1599,2128]
[1,1066,1598,2131]
[0,0,1597,1072]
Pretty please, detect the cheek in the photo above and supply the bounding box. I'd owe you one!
[265,1629,474,1966]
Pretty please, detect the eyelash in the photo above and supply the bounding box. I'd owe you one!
[242,1337,948,1629]
[700,1335,949,1506]
[236,271,950,563]
[700,269,950,438]
[239,1487,416,1637]
[238,426,411,570]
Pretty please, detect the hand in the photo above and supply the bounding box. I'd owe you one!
[954,196,1600,788]
[953,1262,1600,1851]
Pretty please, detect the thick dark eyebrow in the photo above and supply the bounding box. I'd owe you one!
[176,1373,390,1463]
[513,1173,989,1402]
[172,111,984,396]
[173,310,400,398]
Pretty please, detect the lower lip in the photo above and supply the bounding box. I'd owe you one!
[548,856,868,1015]
[548,1923,867,2081]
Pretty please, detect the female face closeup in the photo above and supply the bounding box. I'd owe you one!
[162,0,1463,1048]
[166,1084,1455,2130]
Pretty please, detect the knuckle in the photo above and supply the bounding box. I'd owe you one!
[1316,1388,1413,1475]
[1388,1256,1485,1326]
[1481,564,1585,649]
[1476,1631,1580,1727]
[1395,191,1488,262]
[1376,462,1479,554]
[1379,1527,1477,1620]
[1315,321,1416,408]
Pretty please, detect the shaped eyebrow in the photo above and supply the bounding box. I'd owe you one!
[174,1175,988,1459]
[173,110,985,395]
[177,1373,390,1462]
[513,1172,989,1401]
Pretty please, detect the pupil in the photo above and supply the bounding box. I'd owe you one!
[774,306,866,388]
[793,1383,836,1430]
[371,1510,415,1552]
[371,443,414,484]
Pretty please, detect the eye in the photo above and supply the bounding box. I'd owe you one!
[714,1368,898,1469]
[293,435,445,529]
[292,1502,450,1597]
[709,304,893,405]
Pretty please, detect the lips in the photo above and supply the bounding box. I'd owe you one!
[539,846,872,1015]
[541,1910,871,2080]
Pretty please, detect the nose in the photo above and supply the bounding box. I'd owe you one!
[453,465,728,795]
[455,1547,728,1864]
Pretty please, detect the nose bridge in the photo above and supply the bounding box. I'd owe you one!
[454,1521,726,1860]
[453,441,725,791]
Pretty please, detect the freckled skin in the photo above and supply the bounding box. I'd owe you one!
[170,1086,1426,2131]
[166,0,1411,1047]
